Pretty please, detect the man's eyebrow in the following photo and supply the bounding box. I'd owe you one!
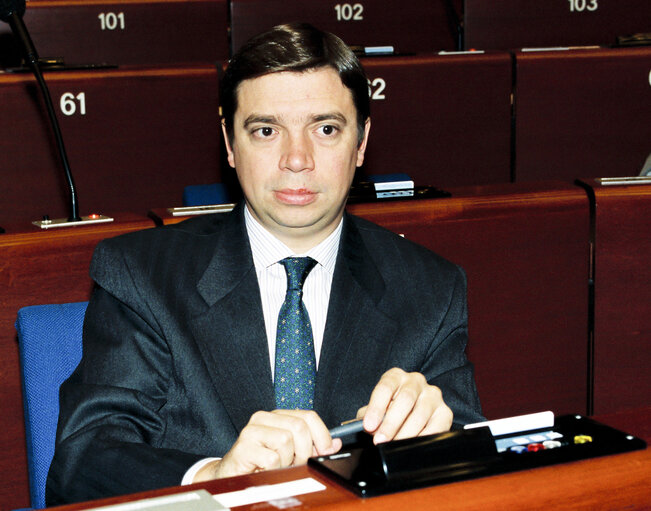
[242,112,348,128]
[243,114,279,128]
[313,112,348,124]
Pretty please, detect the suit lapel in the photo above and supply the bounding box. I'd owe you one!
[189,204,274,432]
[315,215,399,426]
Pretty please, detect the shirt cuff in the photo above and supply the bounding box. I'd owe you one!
[181,457,221,485]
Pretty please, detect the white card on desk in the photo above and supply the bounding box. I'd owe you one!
[89,489,226,511]
[464,411,555,436]
[213,477,325,508]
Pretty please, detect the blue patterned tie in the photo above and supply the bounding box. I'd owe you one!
[274,257,318,409]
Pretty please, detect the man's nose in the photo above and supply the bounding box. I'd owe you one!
[280,133,315,173]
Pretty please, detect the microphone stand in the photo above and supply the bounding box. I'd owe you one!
[3,6,113,228]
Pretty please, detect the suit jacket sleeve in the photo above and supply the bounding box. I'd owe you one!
[46,239,206,505]
[421,265,483,427]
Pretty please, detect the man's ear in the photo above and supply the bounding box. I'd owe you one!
[356,118,371,167]
[221,121,236,169]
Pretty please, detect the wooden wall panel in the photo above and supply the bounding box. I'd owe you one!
[230,0,461,55]
[514,47,651,182]
[465,0,651,50]
[360,53,512,187]
[0,65,223,225]
[0,0,228,68]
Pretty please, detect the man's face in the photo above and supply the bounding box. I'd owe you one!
[223,67,370,252]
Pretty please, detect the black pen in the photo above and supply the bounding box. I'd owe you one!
[329,419,365,438]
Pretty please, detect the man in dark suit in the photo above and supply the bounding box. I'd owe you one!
[47,23,483,505]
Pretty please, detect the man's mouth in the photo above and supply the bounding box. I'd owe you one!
[274,188,317,205]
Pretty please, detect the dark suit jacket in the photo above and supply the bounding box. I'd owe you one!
[46,203,483,505]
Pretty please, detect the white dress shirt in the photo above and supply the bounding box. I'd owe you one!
[245,205,341,374]
[182,205,343,484]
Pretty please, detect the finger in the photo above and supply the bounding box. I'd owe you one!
[373,375,424,443]
[390,390,434,440]
[248,411,317,465]
[261,410,314,464]
[271,409,341,462]
[420,400,454,436]
[363,368,404,432]
[241,420,297,466]
[356,405,367,420]
[217,424,292,477]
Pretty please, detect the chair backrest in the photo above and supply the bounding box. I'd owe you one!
[16,302,88,509]
[182,183,231,206]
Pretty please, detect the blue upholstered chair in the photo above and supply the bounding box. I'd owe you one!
[182,183,231,206]
[16,302,88,509]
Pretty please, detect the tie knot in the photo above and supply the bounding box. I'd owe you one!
[281,257,317,291]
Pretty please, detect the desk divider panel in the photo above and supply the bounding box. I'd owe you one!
[0,216,156,510]
[577,178,651,415]
[464,0,651,50]
[230,0,461,55]
[0,0,229,68]
[514,46,651,182]
[348,182,591,420]
[0,65,223,225]
[359,52,512,188]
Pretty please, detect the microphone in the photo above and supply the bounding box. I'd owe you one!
[0,0,25,20]
[1,0,37,65]
[1,0,110,227]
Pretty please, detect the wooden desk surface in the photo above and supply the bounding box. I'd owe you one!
[51,445,650,511]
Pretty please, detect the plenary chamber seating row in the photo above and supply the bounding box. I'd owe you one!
[2,45,650,224]
[0,0,464,69]
[1,0,646,67]
[1,180,649,508]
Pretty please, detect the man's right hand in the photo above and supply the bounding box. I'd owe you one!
[193,409,342,481]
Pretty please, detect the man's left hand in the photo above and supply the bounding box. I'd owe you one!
[356,368,453,444]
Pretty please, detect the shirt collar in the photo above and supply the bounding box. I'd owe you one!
[244,204,342,274]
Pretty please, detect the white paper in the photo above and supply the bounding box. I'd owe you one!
[213,477,326,508]
[464,411,555,436]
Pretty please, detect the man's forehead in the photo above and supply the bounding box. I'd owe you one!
[234,68,355,116]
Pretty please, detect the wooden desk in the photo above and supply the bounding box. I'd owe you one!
[50,411,649,510]
[0,214,155,509]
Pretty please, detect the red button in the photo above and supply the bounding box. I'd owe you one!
[527,443,546,452]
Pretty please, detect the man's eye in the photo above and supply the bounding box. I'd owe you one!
[317,125,338,136]
[254,127,275,137]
